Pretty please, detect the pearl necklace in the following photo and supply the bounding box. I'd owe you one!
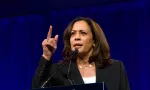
[78,61,94,70]
[79,64,93,69]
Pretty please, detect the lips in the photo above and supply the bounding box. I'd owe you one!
[74,43,83,47]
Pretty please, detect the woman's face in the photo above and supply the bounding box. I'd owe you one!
[70,20,94,55]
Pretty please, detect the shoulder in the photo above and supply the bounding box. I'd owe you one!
[110,59,127,72]
[100,59,127,77]
[104,59,125,70]
[110,59,124,66]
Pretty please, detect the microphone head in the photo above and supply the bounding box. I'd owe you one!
[71,48,78,56]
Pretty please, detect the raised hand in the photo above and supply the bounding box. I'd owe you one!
[42,25,58,60]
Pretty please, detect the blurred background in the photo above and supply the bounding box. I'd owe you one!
[0,0,150,90]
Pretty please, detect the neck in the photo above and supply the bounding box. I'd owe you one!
[77,48,93,64]
[77,58,89,65]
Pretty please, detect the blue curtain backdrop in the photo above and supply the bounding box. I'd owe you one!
[0,0,149,90]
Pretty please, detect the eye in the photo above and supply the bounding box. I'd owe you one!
[81,32,87,35]
[71,32,75,35]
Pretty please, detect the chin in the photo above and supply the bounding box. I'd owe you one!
[75,48,82,52]
[71,47,85,55]
[76,49,85,55]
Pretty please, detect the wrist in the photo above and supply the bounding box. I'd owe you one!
[42,54,51,61]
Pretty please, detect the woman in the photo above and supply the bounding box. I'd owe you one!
[32,17,130,90]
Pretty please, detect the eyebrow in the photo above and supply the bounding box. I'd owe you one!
[71,30,87,32]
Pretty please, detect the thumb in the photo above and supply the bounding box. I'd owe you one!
[54,35,59,43]
[54,35,58,48]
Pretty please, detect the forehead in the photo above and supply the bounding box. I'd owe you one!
[71,20,91,31]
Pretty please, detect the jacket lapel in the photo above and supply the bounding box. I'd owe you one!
[70,61,84,85]
[96,67,109,84]
[96,67,103,83]
[70,61,108,85]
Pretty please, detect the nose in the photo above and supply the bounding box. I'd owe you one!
[74,33,81,41]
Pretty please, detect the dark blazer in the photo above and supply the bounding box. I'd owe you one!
[32,56,130,90]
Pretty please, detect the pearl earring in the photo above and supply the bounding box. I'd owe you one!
[93,43,95,47]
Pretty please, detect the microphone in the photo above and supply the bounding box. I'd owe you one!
[70,48,78,57]
[67,48,78,85]
[40,48,78,88]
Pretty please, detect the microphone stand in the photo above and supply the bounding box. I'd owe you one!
[41,48,78,88]
[67,60,75,85]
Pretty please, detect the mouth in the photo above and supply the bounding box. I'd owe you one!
[74,43,83,48]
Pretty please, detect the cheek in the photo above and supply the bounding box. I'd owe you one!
[83,38,93,44]
[85,43,92,48]
[83,39,93,48]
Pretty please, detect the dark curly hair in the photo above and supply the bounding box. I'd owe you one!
[62,17,112,68]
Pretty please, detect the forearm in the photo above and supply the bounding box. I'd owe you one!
[32,56,52,88]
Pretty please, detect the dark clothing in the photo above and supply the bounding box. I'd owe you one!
[32,57,130,90]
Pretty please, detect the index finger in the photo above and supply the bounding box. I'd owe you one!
[47,25,52,39]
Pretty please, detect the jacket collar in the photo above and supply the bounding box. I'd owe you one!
[70,61,105,85]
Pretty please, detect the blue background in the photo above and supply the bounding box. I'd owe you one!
[0,0,149,90]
